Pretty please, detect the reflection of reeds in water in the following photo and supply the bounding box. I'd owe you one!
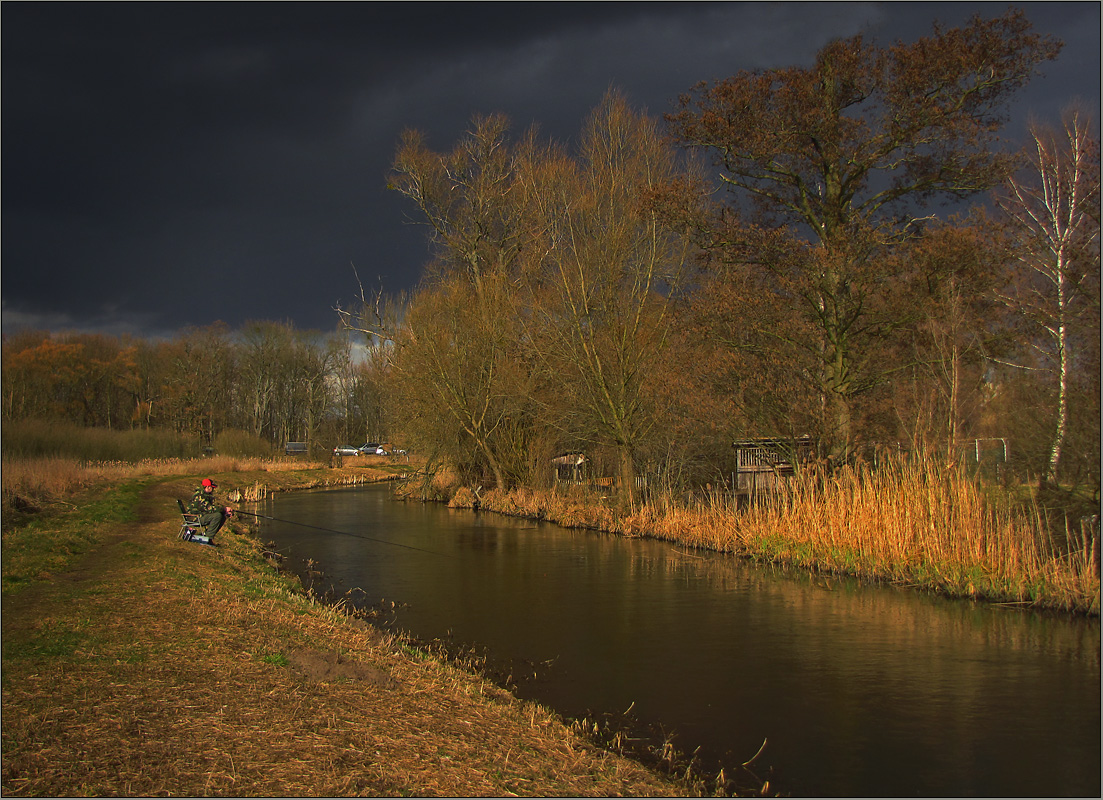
[643,458,1098,613]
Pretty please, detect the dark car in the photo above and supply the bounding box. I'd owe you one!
[357,443,380,455]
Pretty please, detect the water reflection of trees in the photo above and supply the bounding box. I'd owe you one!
[270,488,1100,796]
[619,537,1099,666]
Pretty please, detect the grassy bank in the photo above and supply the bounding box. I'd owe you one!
[428,460,1100,615]
[1,457,699,797]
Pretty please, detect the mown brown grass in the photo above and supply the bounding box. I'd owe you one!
[2,468,697,797]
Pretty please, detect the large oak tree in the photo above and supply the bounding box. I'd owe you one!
[667,9,1061,455]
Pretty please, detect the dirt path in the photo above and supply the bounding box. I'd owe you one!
[1,478,696,797]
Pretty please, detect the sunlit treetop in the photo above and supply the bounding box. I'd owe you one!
[666,8,1064,242]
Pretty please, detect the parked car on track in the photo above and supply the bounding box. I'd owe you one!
[357,443,380,455]
[333,445,361,456]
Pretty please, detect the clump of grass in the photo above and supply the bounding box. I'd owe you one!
[431,463,462,494]
[448,486,478,508]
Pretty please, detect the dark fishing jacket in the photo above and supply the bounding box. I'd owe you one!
[188,487,221,515]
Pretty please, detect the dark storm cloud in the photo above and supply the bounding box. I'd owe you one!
[2,2,1098,338]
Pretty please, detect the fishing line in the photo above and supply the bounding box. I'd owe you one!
[234,510,452,558]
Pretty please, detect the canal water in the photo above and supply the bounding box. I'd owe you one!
[257,484,1100,797]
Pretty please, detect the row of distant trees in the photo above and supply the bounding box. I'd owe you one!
[2,321,387,455]
[342,10,1098,497]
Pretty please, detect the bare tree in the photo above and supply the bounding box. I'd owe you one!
[996,109,1101,483]
[901,214,1007,455]
[388,275,524,488]
[534,91,697,506]
[388,114,538,302]
[378,116,552,488]
[238,321,291,439]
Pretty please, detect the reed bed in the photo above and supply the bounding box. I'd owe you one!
[466,459,1099,614]
[650,460,1099,612]
[1,455,327,509]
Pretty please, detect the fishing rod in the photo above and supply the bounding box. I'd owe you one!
[234,509,451,558]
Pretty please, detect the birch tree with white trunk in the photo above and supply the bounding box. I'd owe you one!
[996,109,1101,483]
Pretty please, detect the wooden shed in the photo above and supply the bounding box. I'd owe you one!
[551,453,588,485]
[732,436,815,494]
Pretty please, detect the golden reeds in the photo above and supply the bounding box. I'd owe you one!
[464,458,1098,613]
[637,459,1097,612]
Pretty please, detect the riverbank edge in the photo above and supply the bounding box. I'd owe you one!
[251,470,756,792]
[0,463,707,797]
[395,476,1100,616]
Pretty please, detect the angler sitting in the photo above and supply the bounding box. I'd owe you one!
[188,478,234,540]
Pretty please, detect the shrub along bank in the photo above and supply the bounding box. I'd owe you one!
[1,459,699,797]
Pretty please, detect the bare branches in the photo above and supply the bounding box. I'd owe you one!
[379,93,702,496]
[994,109,1101,482]
[664,9,1061,457]
[335,263,405,345]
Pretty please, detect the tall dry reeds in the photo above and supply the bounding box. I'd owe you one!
[439,456,1097,613]
[2,419,202,462]
[2,420,283,465]
[1,455,326,509]
[640,458,1098,612]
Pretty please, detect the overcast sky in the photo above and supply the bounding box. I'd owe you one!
[2,2,1099,339]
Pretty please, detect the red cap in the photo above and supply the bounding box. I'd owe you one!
[202,478,218,488]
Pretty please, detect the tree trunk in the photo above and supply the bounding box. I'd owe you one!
[476,435,507,491]
[1045,253,1071,485]
[1046,311,1068,484]
[618,446,636,510]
